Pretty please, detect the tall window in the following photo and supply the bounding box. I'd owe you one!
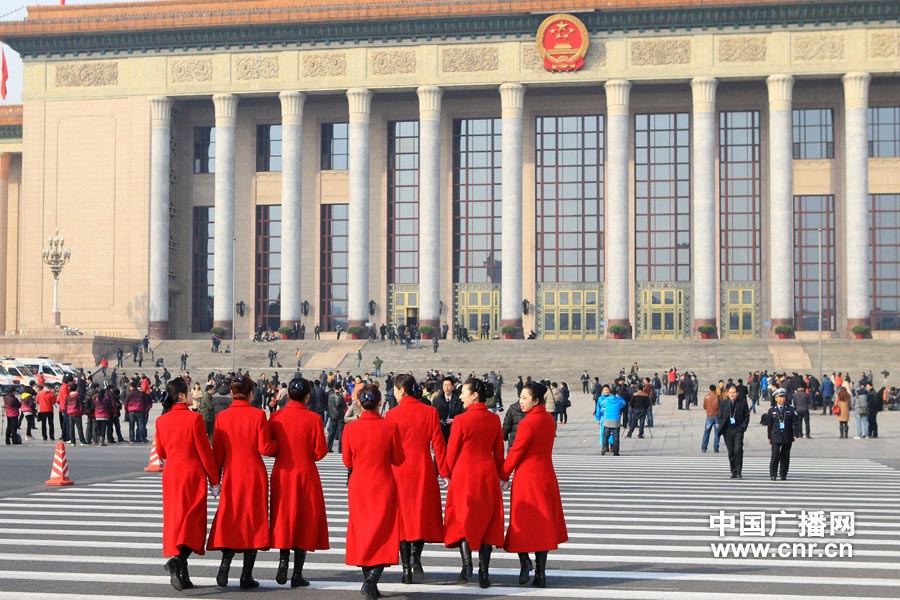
[793,195,835,331]
[321,204,349,331]
[321,122,349,170]
[870,194,900,330]
[191,207,214,332]
[256,125,282,172]
[193,127,215,174]
[535,115,604,283]
[792,109,834,159]
[453,118,502,284]
[868,107,900,158]
[719,110,762,281]
[255,205,281,331]
[387,121,419,285]
[634,113,691,282]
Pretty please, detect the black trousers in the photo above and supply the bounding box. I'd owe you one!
[627,409,647,437]
[722,429,745,476]
[770,441,792,478]
[5,416,18,443]
[868,412,879,438]
[68,415,86,444]
[794,410,810,437]
[39,411,55,440]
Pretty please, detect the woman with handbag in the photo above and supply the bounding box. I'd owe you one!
[834,386,851,438]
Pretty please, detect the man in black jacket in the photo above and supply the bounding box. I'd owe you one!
[764,388,796,480]
[717,384,750,479]
[866,382,881,438]
[431,377,463,441]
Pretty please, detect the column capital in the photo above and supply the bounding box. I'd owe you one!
[347,88,373,123]
[690,77,718,113]
[417,86,443,121]
[499,82,526,119]
[279,91,307,125]
[766,74,795,111]
[212,93,239,127]
[604,79,631,116]
[149,96,173,128]
[0,153,10,179]
[842,72,871,110]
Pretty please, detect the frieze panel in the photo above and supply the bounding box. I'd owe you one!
[870,31,898,58]
[55,62,118,87]
[371,50,416,75]
[234,56,279,80]
[522,41,606,70]
[301,53,347,78]
[631,39,691,66]
[717,36,767,63]
[169,58,213,83]
[441,47,499,73]
[792,34,845,61]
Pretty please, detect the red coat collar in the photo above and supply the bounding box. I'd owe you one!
[171,403,189,411]
[360,410,382,420]
[230,398,250,406]
[399,396,418,404]
[529,404,547,415]
[466,402,487,412]
[286,401,308,410]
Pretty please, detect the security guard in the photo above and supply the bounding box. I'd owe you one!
[764,388,796,480]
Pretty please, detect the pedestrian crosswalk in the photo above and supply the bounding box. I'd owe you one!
[2,454,900,599]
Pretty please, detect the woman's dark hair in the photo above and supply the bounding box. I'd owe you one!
[230,376,253,399]
[463,377,494,402]
[288,377,312,403]
[394,373,417,397]
[523,381,548,405]
[166,377,188,402]
[359,384,382,411]
[709,384,717,391]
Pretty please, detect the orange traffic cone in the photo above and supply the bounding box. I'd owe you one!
[144,437,164,472]
[45,441,75,486]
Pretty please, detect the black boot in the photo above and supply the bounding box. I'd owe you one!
[177,547,194,589]
[276,549,290,585]
[365,565,384,600]
[533,551,548,588]
[478,544,493,589]
[239,550,260,589]
[216,549,235,587]
[291,549,310,588]
[411,540,425,583]
[456,539,473,583]
[164,557,183,592]
[517,552,533,585]
[399,541,413,584]
[360,567,370,598]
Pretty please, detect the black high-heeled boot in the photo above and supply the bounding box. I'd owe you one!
[276,549,290,585]
[291,549,310,587]
[239,550,260,589]
[164,556,183,592]
[517,552,533,585]
[411,540,425,583]
[456,539,473,583]
[177,547,194,589]
[216,549,235,587]
[478,544,493,589]
[360,567,371,598]
[365,565,385,600]
[533,550,548,587]
[399,541,413,584]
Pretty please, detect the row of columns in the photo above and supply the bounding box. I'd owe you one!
[147,72,873,339]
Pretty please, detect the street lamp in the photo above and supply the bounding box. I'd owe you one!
[817,228,823,379]
[42,228,71,327]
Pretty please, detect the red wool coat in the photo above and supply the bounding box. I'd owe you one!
[268,401,330,551]
[342,411,405,567]
[156,403,220,556]
[500,405,568,552]
[443,402,505,548]
[207,398,277,551]
[385,396,449,542]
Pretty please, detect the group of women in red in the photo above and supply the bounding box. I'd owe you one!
[155,371,568,598]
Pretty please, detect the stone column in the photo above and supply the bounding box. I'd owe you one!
[417,86,443,332]
[500,83,526,338]
[347,88,373,329]
[691,77,719,337]
[212,93,239,337]
[604,79,632,338]
[0,153,9,334]
[148,97,173,340]
[279,91,306,329]
[843,72,872,336]
[766,75,795,332]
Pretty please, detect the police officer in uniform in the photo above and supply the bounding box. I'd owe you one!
[764,388,796,480]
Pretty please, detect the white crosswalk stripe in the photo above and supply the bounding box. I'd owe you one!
[3,454,900,599]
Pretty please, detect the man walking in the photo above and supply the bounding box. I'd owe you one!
[717,384,749,479]
[373,356,383,377]
[792,383,812,439]
[701,384,720,453]
[866,381,881,438]
[764,388,796,480]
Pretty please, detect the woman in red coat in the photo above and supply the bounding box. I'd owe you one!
[207,376,277,589]
[155,377,220,591]
[342,384,405,600]
[385,374,449,584]
[501,381,568,587]
[443,377,505,589]
[269,377,329,587]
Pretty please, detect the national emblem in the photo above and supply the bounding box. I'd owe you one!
[537,14,590,72]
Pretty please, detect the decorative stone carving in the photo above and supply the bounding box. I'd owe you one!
[234,56,279,80]
[441,47,499,73]
[792,34,844,61]
[871,32,898,58]
[55,62,118,87]
[522,41,606,70]
[169,59,213,83]
[718,36,767,63]
[631,39,691,66]
[301,53,347,78]
[371,50,416,75]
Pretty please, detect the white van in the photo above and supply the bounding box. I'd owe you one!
[0,359,35,385]
[18,357,67,385]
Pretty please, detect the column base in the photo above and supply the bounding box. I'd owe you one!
[846,317,872,339]
[418,318,440,339]
[213,320,232,338]
[769,317,794,339]
[149,320,169,340]
[606,319,632,340]
[693,318,718,340]
[500,319,524,339]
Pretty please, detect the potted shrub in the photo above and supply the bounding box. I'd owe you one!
[419,325,434,339]
[608,324,627,339]
[347,325,365,340]
[277,325,293,340]
[501,324,516,339]
[697,324,716,340]
[852,324,871,339]
[774,324,794,339]
[210,326,226,338]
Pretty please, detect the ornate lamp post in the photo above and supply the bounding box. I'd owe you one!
[42,228,71,326]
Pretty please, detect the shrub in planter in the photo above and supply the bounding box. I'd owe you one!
[210,326,226,337]
[278,325,293,339]
[419,325,434,339]
[852,324,871,339]
[608,324,628,339]
[774,324,794,339]
[697,324,716,339]
[347,325,365,338]
[501,325,516,338]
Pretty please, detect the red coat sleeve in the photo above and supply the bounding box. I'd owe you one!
[156,426,167,461]
[430,409,449,478]
[341,424,353,470]
[194,414,220,486]
[492,418,505,480]
[212,421,226,475]
[313,419,328,461]
[390,423,405,467]
[446,418,462,475]
[257,413,278,457]
[501,417,531,480]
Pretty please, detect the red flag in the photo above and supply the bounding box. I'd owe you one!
[1,48,8,101]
